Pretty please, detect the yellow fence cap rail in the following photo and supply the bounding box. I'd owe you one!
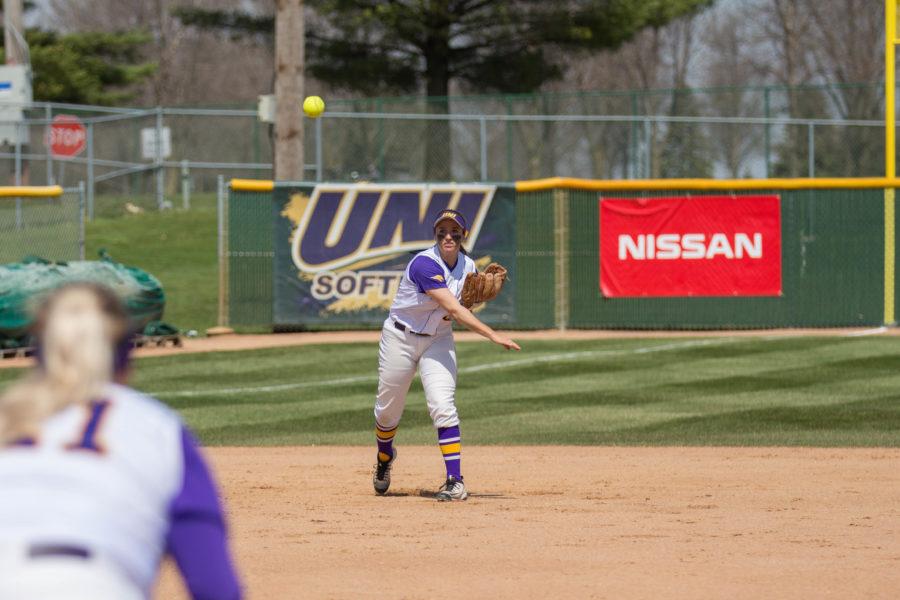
[230,178,274,192]
[515,176,900,192]
[0,185,64,197]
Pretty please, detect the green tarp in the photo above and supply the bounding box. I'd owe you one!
[0,254,166,348]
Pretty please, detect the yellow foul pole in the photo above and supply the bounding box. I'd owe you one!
[885,0,897,324]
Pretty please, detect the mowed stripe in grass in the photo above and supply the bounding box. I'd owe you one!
[1,336,897,446]
[141,336,900,446]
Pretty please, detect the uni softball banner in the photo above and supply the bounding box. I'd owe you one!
[599,195,782,297]
[273,183,517,326]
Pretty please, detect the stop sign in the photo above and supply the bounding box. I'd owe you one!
[46,114,87,158]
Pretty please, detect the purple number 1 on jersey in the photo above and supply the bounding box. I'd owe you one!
[65,400,111,453]
[6,399,111,451]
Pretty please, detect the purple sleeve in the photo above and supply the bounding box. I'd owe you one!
[166,427,243,600]
[408,256,447,293]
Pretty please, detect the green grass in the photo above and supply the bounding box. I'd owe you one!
[84,193,219,333]
[2,335,897,447]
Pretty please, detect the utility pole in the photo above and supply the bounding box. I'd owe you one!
[274,0,304,181]
[4,0,29,185]
[3,0,25,66]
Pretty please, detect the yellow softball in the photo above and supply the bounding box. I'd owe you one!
[303,96,325,118]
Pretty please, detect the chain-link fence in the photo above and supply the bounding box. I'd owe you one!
[0,82,891,215]
[0,184,85,263]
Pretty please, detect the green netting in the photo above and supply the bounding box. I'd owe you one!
[0,254,166,347]
[227,188,273,326]
[515,190,556,328]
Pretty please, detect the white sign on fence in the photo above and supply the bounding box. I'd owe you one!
[141,126,172,160]
[0,65,31,146]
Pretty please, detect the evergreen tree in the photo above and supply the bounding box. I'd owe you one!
[176,0,714,179]
[1,29,155,106]
[20,30,156,105]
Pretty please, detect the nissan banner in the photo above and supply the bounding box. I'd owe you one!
[599,195,782,297]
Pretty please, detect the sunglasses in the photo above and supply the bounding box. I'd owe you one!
[436,231,463,242]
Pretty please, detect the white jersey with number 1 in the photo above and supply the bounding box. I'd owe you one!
[0,382,239,599]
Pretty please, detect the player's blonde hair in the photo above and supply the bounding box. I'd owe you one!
[0,283,128,443]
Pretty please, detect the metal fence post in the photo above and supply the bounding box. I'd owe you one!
[808,122,815,177]
[78,181,86,260]
[376,97,385,179]
[479,116,487,181]
[630,92,639,179]
[156,107,165,210]
[46,104,53,185]
[217,175,229,327]
[644,116,652,178]
[505,97,514,180]
[14,121,21,186]
[87,121,95,221]
[315,116,323,182]
[764,86,772,178]
[553,188,569,331]
[181,159,191,209]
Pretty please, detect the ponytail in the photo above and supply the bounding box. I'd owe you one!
[0,284,128,443]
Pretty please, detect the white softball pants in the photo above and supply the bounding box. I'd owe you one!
[374,320,459,430]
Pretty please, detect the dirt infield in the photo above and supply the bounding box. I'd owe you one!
[153,446,900,599]
[3,330,894,597]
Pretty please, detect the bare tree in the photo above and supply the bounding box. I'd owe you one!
[803,0,883,175]
[734,0,884,176]
[544,7,714,178]
[46,0,274,106]
[3,0,26,65]
[701,6,765,177]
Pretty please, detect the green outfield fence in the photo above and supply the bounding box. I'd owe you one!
[223,177,900,330]
[220,179,274,327]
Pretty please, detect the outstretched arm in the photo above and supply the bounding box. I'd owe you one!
[426,287,521,351]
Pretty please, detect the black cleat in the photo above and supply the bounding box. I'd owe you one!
[373,449,397,495]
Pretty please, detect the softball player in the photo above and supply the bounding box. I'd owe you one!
[0,283,242,600]
[373,209,521,501]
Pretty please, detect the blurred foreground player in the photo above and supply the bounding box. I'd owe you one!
[0,283,242,600]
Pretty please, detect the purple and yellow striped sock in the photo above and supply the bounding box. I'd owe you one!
[375,423,397,463]
[438,425,462,480]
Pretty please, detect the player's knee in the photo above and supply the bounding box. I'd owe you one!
[431,407,459,429]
